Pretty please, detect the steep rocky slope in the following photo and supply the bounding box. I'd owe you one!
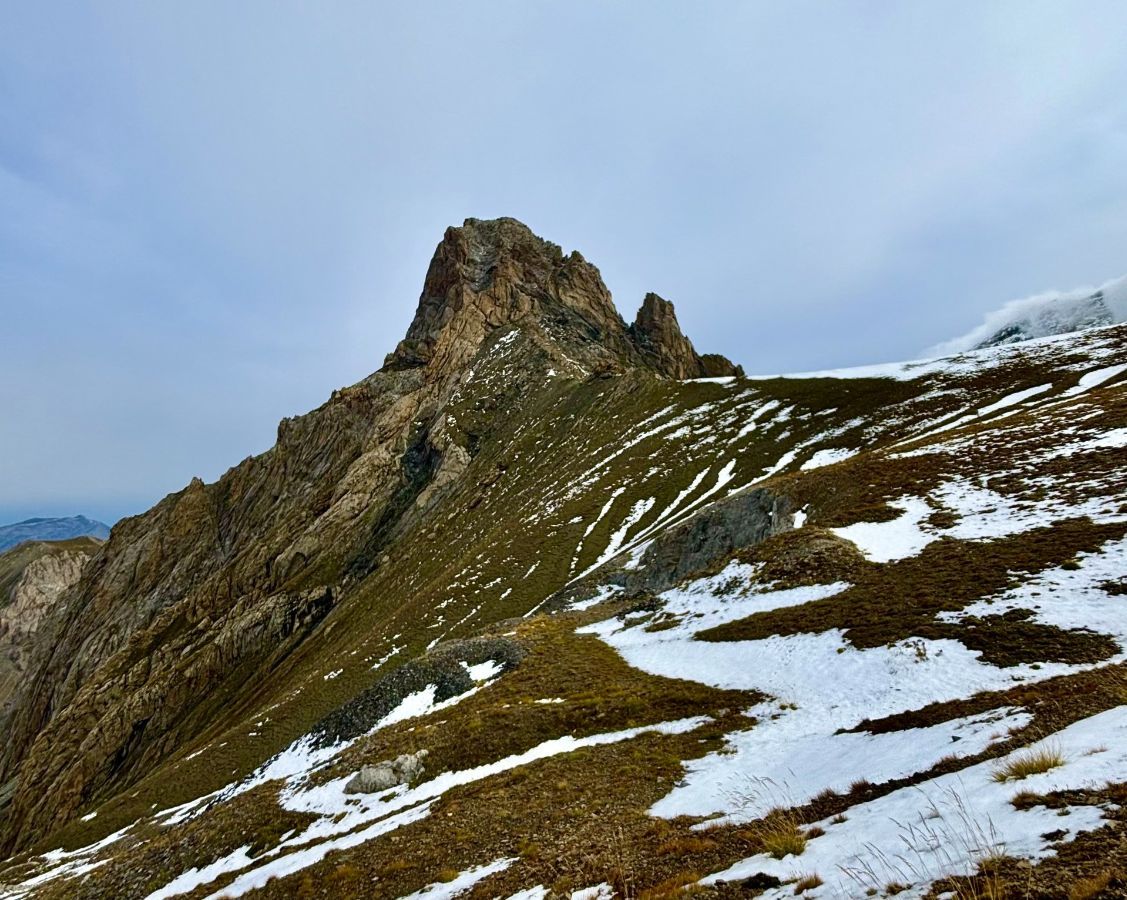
[0,220,1125,899]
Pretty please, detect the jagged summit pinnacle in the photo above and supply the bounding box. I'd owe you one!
[383,217,741,380]
[630,292,743,380]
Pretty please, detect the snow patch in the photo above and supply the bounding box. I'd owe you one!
[800,447,858,471]
[399,857,517,900]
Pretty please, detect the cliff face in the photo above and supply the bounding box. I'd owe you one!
[0,217,741,852]
[0,538,99,715]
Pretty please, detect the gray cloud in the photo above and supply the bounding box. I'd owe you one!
[3,2,1127,523]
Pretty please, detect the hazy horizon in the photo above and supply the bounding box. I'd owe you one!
[5,3,1127,526]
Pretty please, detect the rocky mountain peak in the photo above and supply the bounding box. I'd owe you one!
[383,217,741,380]
[383,217,626,376]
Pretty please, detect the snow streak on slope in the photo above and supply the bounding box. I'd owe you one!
[179,718,707,899]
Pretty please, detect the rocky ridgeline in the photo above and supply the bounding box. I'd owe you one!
[0,218,740,853]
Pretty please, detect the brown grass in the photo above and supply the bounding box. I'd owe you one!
[701,520,1126,655]
[638,871,704,898]
[33,615,764,900]
[991,746,1065,783]
[1069,870,1118,900]
[1009,789,1042,809]
[748,810,808,860]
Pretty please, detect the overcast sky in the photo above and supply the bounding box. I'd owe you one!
[4,3,1127,526]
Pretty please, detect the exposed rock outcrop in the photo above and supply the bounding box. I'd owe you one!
[344,750,429,794]
[624,488,791,594]
[630,293,743,380]
[384,218,636,377]
[0,539,98,711]
[310,636,526,749]
[385,217,741,381]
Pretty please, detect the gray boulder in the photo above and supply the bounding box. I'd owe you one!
[625,487,792,593]
[344,750,429,794]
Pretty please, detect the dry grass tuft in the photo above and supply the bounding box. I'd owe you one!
[1069,870,1118,900]
[793,872,823,894]
[991,745,1065,782]
[750,810,808,860]
[638,871,704,898]
[656,836,718,857]
[1009,789,1042,809]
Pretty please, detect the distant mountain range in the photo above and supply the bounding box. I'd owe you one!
[0,516,110,553]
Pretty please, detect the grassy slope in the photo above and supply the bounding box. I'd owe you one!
[3,324,1126,898]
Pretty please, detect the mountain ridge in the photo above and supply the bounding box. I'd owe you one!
[0,217,742,855]
[0,221,1124,898]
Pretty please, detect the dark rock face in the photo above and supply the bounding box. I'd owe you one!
[625,488,792,593]
[309,636,526,749]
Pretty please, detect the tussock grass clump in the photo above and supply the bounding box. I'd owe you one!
[750,810,808,860]
[1069,870,1119,900]
[793,872,823,893]
[1009,789,1043,809]
[991,745,1065,783]
[638,871,704,898]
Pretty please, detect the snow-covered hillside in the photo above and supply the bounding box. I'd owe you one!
[937,274,1127,354]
